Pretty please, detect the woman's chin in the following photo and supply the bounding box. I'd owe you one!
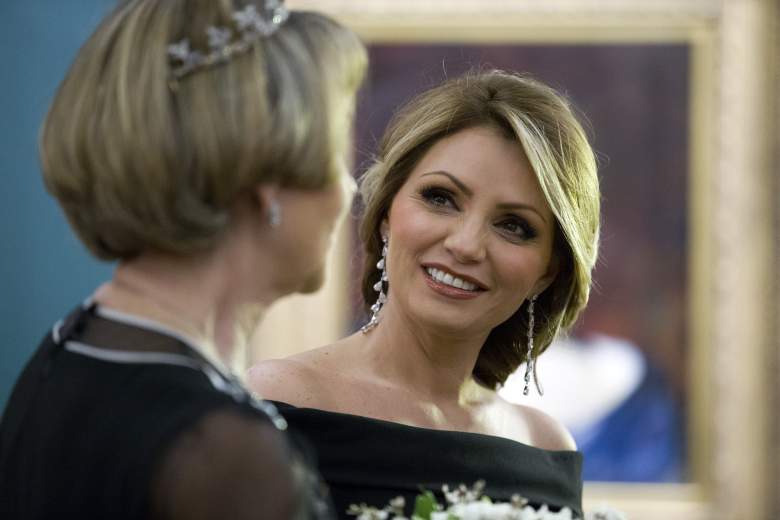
[408,305,486,338]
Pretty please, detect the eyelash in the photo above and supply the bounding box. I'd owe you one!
[496,216,537,241]
[418,185,538,241]
[420,186,457,210]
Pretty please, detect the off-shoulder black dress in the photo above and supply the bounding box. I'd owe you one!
[272,401,584,519]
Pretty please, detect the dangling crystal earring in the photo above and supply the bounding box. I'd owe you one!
[267,200,282,228]
[361,235,388,333]
[523,295,543,396]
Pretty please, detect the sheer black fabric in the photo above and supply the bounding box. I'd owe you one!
[0,305,333,519]
[271,402,584,519]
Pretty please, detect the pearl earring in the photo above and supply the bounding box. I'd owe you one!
[267,200,282,228]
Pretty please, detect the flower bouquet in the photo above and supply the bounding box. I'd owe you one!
[347,481,626,520]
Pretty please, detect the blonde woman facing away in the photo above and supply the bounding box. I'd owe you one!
[249,71,600,519]
[0,1,365,518]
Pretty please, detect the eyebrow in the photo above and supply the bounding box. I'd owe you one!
[420,170,548,224]
[421,171,472,196]
[496,202,548,224]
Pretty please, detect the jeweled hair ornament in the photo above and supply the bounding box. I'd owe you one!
[167,1,289,82]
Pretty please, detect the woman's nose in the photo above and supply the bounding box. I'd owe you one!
[443,218,487,264]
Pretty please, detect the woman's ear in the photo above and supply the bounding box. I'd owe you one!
[253,184,280,211]
[251,184,284,228]
[379,217,389,240]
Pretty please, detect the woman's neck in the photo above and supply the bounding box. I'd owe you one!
[360,300,493,407]
[93,251,274,375]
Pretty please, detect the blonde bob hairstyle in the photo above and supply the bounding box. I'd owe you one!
[41,0,366,260]
[359,71,600,389]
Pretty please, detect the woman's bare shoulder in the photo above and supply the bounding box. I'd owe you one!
[245,342,350,408]
[497,397,578,452]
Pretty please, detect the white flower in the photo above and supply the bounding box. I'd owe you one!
[584,505,627,520]
[449,500,493,519]
[361,511,388,520]
[443,480,487,505]
[348,481,626,520]
[346,503,390,520]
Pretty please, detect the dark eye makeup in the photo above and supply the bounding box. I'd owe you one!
[416,183,539,242]
[419,185,458,210]
[496,216,538,241]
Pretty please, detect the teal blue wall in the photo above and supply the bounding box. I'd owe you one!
[1,2,117,410]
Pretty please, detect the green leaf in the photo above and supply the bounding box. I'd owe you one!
[412,491,439,520]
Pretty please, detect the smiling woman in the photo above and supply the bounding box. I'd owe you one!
[248,70,601,519]
[358,71,600,390]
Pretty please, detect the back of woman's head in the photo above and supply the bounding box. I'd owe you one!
[359,70,600,388]
[41,0,367,260]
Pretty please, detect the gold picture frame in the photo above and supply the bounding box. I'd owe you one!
[255,1,778,518]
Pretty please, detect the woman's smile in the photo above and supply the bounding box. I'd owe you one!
[422,265,485,300]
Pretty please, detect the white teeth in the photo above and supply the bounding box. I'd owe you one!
[425,267,478,292]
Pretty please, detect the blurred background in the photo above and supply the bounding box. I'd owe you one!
[1,2,776,518]
[0,0,117,414]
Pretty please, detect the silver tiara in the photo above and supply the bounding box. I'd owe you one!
[167,1,289,81]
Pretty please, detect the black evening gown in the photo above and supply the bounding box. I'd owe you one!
[272,401,584,519]
[0,303,333,519]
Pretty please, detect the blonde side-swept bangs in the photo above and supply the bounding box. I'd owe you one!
[40,0,367,261]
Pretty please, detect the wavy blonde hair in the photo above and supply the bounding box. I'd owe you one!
[360,71,600,389]
[41,0,367,260]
